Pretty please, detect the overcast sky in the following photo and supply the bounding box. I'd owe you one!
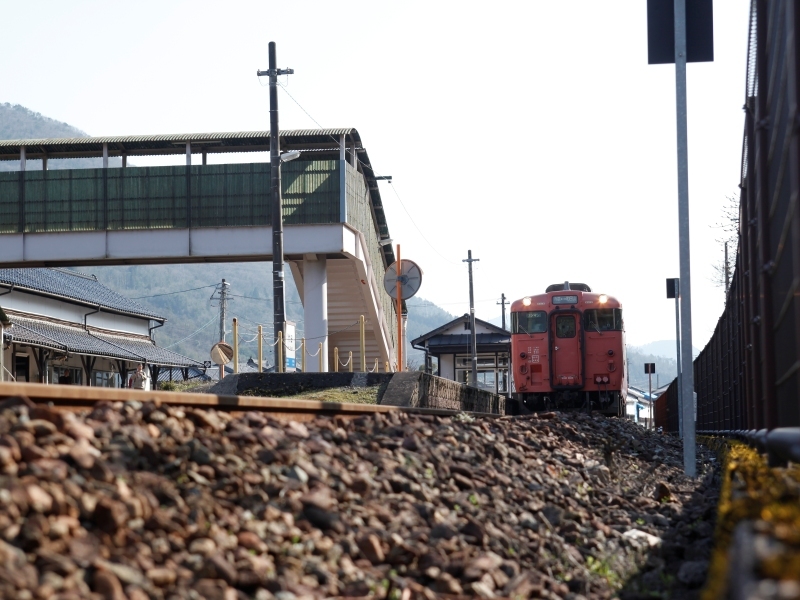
[1,1,750,350]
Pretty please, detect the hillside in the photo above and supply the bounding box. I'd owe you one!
[0,103,121,171]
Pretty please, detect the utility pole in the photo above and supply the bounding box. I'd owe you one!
[258,41,293,373]
[463,250,480,387]
[497,293,507,331]
[213,279,230,343]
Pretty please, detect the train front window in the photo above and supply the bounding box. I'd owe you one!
[555,315,576,338]
[511,311,547,334]
[584,308,623,331]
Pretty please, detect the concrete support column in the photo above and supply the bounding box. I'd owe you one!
[339,135,346,161]
[202,151,207,166]
[42,155,48,171]
[20,147,26,171]
[102,143,108,169]
[303,255,328,372]
[186,142,191,166]
[122,154,127,168]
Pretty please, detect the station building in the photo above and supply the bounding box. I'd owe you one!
[0,268,202,387]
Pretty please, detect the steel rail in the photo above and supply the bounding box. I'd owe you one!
[0,381,501,422]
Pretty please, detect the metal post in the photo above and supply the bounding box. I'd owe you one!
[258,325,263,373]
[268,41,287,374]
[675,0,696,477]
[648,370,653,429]
[360,315,366,372]
[301,338,306,373]
[396,244,403,371]
[318,342,323,373]
[674,279,683,437]
[20,147,25,172]
[349,351,353,373]
[233,318,239,374]
[185,142,191,167]
[463,250,480,387]
[103,143,109,169]
[334,347,339,372]
[277,331,283,373]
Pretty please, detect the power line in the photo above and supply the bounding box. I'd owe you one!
[132,284,217,299]
[276,82,459,265]
[164,315,217,348]
[229,293,303,304]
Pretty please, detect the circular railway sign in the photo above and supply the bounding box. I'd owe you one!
[210,341,234,365]
[383,259,423,300]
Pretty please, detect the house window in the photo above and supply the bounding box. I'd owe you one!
[93,371,120,388]
[51,366,82,386]
[464,322,471,330]
[14,354,30,382]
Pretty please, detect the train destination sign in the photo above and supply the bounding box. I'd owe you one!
[552,295,578,305]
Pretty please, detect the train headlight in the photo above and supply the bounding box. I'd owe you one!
[595,376,602,383]
[602,376,609,383]
[599,294,608,304]
[522,297,532,306]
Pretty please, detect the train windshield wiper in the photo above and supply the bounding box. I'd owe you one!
[518,324,533,338]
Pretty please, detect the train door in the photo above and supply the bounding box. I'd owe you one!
[551,313,582,387]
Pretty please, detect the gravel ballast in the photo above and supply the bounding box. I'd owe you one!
[0,395,720,599]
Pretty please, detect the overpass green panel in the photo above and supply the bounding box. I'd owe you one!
[0,160,341,233]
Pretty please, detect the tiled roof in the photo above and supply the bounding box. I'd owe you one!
[5,315,200,367]
[0,268,164,320]
[426,333,510,347]
[410,314,510,347]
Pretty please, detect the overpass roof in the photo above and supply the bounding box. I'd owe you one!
[0,129,363,161]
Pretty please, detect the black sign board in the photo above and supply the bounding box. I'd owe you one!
[644,363,656,374]
[647,0,714,65]
[666,278,678,299]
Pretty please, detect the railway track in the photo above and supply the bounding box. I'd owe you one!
[0,381,498,421]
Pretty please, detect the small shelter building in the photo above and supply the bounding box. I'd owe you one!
[411,314,510,395]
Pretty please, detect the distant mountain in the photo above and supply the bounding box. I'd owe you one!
[0,103,122,171]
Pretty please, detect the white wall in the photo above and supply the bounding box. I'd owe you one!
[439,354,455,380]
[1,289,150,335]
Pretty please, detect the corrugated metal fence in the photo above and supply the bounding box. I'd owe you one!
[0,160,340,233]
[657,0,800,431]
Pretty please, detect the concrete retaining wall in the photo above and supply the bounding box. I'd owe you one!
[210,371,504,415]
[209,372,393,398]
[379,372,505,414]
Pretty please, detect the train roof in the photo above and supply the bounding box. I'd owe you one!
[545,282,591,293]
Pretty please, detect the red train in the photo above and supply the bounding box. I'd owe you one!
[508,282,627,416]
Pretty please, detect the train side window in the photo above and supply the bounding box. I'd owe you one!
[511,311,547,334]
[555,315,576,338]
[584,309,623,331]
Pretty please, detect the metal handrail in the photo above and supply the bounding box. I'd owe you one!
[698,428,800,467]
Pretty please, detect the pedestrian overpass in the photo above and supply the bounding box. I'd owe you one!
[0,129,400,371]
